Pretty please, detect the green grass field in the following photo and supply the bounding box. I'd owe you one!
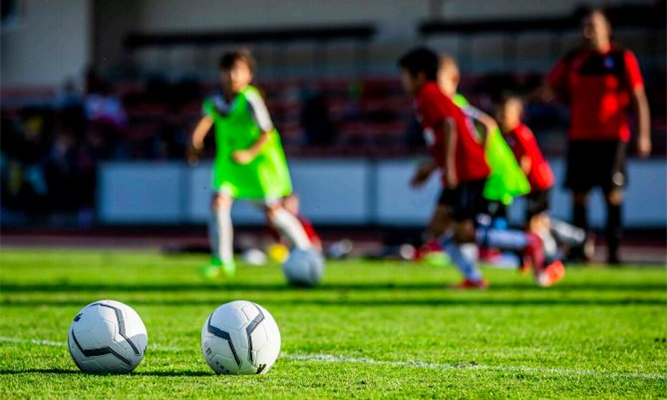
[1,249,665,399]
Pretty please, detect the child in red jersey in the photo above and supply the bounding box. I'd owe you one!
[399,47,564,288]
[497,96,554,229]
[496,96,591,264]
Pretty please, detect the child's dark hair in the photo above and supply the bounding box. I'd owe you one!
[397,47,439,81]
[496,93,524,110]
[576,6,610,25]
[219,48,256,72]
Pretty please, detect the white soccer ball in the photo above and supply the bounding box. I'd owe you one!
[242,248,268,266]
[282,248,325,287]
[68,300,147,374]
[201,300,281,375]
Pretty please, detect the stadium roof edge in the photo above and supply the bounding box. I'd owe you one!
[124,24,377,49]
[419,4,666,36]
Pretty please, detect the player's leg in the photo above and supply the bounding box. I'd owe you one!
[526,190,559,264]
[443,219,487,288]
[476,225,533,253]
[264,201,312,251]
[204,193,236,278]
[438,180,487,288]
[476,223,567,286]
[478,189,565,286]
[604,188,623,264]
[526,210,567,287]
[549,218,590,252]
[478,188,537,253]
[427,204,452,240]
[602,141,627,264]
[572,191,590,239]
[417,203,452,264]
[565,141,595,261]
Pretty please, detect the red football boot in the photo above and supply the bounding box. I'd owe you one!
[536,260,566,287]
[448,278,490,290]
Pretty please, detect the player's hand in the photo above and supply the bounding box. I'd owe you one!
[410,163,435,188]
[232,150,255,165]
[410,171,429,188]
[637,136,651,159]
[187,146,201,166]
[445,170,458,189]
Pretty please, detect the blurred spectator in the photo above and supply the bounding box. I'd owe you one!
[300,91,336,146]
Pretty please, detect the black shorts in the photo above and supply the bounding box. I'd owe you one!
[565,140,627,192]
[485,201,507,219]
[438,179,487,222]
[525,189,550,221]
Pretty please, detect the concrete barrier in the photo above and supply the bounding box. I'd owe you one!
[98,158,667,228]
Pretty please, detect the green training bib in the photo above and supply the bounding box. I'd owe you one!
[203,85,292,200]
[454,94,530,205]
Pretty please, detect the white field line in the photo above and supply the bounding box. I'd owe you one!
[1,336,665,381]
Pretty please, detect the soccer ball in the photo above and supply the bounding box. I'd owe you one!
[201,300,281,375]
[282,248,324,287]
[68,300,147,374]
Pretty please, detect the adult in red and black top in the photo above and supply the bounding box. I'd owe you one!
[543,9,651,263]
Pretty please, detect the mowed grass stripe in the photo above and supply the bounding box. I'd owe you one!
[2,250,665,399]
[2,336,665,381]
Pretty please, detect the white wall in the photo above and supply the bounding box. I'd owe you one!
[1,0,91,88]
[97,163,187,224]
[98,159,667,228]
[184,160,370,225]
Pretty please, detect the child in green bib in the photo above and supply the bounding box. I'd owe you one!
[190,49,313,278]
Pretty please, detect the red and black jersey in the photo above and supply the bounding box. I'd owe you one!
[414,82,490,184]
[503,124,554,192]
[547,44,644,142]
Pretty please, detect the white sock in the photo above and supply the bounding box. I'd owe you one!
[209,207,233,263]
[537,229,559,262]
[271,208,312,250]
[550,219,586,247]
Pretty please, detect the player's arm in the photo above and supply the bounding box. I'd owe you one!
[464,104,496,145]
[519,155,532,176]
[533,57,569,103]
[410,159,438,188]
[475,114,496,145]
[533,84,556,103]
[232,130,270,165]
[514,129,534,176]
[232,91,274,165]
[622,50,651,158]
[443,118,458,189]
[631,86,651,158]
[189,115,213,165]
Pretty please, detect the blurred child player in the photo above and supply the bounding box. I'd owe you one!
[496,96,590,262]
[430,55,528,236]
[399,47,564,288]
[268,193,323,253]
[190,49,313,278]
